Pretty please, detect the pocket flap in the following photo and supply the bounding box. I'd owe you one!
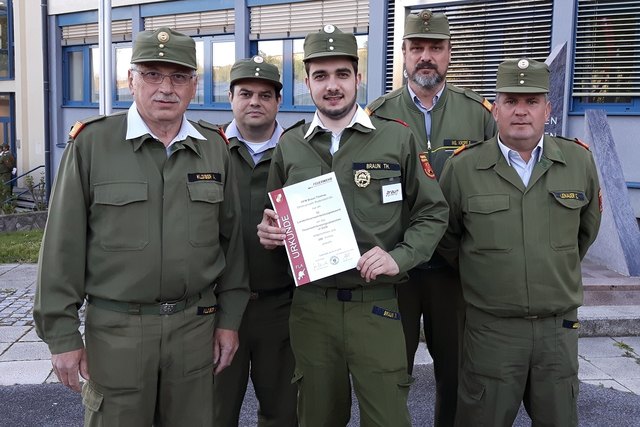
[368,169,402,180]
[81,382,104,412]
[187,181,223,203]
[94,182,148,206]
[468,194,509,214]
[550,191,588,209]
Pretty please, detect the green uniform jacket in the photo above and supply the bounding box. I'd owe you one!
[267,115,449,288]
[438,135,602,317]
[367,83,497,178]
[226,132,293,291]
[34,113,249,354]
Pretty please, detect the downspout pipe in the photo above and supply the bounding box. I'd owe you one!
[41,0,52,200]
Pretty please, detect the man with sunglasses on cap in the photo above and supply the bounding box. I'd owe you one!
[213,57,297,427]
[438,58,601,426]
[34,27,249,425]
[366,11,496,426]
[257,25,449,426]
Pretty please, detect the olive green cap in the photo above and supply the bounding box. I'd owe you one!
[404,10,450,40]
[131,27,197,70]
[230,56,282,91]
[303,24,358,62]
[496,58,549,93]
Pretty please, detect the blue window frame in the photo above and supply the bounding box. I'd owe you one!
[0,0,14,80]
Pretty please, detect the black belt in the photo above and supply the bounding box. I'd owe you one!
[87,293,202,315]
[249,285,293,300]
[298,285,396,302]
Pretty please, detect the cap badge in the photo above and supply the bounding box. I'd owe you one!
[419,10,433,21]
[253,56,264,64]
[354,170,371,188]
[323,24,335,33]
[157,31,170,43]
[518,59,529,69]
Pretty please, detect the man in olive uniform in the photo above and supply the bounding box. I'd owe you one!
[0,143,16,194]
[33,27,249,426]
[438,58,601,426]
[257,25,449,427]
[213,57,297,427]
[366,11,496,426]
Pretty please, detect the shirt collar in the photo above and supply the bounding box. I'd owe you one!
[304,104,375,139]
[125,102,206,144]
[226,119,284,153]
[408,82,445,112]
[497,134,545,166]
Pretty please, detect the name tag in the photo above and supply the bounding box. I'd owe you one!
[382,182,402,204]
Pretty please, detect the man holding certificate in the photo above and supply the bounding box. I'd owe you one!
[257,24,449,427]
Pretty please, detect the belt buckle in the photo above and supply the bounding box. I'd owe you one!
[250,292,259,300]
[336,289,352,302]
[159,302,178,315]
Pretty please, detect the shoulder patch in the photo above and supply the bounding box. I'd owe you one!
[482,98,493,112]
[370,113,408,127]
[68,115,106,140]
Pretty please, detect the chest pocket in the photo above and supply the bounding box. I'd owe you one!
[93,182,149,251]
[187,181,224,247]
[353,169,402,222]
[549,190,588,250]
[466,194,511,251]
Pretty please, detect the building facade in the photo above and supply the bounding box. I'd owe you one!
[9,0,640,215]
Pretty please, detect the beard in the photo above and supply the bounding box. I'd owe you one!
[315,91,358,121]
[408,62,446,90]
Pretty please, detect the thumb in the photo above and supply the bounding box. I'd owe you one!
[79,350,90,381]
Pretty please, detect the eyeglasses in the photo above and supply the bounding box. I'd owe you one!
[132,69,195,86]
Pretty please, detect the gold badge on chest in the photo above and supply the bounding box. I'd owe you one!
[354,170,371,188]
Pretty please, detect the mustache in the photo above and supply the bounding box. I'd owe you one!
[415,62,437,71]
[152,96,180,102]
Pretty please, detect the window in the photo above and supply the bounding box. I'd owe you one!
[115,46,133,103]
[572,0,640,114]
[211,41,235,104]
[399,0,553,100]
[251,0,370,110]
[63,46,99,106]
[0,0,13,79]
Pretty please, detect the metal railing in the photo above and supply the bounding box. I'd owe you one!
[2,165,47,210]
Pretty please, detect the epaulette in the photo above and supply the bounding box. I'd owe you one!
[462,88,493,113]
[365,96,386,114]
[452,141,482,156]
[197,119,229,145]
[372,114,409,127]
[555,135,591,151]
[282,119,306,136]
[68,115,106,141]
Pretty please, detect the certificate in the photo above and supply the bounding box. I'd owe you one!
[269,172,360,286]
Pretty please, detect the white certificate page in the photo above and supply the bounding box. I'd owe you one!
[268,172,361,286]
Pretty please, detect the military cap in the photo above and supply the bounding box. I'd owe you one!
[131,27,197,70]
[303,24,358,62]
[496,58,549,93]
[404,10,450,40]
[230,56,282,91]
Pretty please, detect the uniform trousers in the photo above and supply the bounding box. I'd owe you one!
[213,291,297,427]
[290,284,412,427]
[81,288,217,426]
[455,306,579,427]
[397,267,465,427]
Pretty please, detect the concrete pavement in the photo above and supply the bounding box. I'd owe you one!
[1,261,640,423]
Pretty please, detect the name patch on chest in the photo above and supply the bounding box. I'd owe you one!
[188,173,222,183]
[352,162,400,171]
[552,191,585,201]
[443,139,474,147]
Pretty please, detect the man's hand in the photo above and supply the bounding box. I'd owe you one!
[257,209,286,249]
[51,348,89,392]
[213,328,239,375]
[357,246,400,283]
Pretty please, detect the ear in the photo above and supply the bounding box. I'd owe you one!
[305,76,310,91]
[128,69,134,92]
[228,89,233,103]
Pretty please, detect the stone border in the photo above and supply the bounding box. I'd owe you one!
[0,212,47,233]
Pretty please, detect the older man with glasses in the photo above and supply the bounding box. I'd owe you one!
[34,27,249,426]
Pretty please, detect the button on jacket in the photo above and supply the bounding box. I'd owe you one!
[34,112,249,354]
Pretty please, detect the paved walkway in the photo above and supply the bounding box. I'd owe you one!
[1,262,640,395]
